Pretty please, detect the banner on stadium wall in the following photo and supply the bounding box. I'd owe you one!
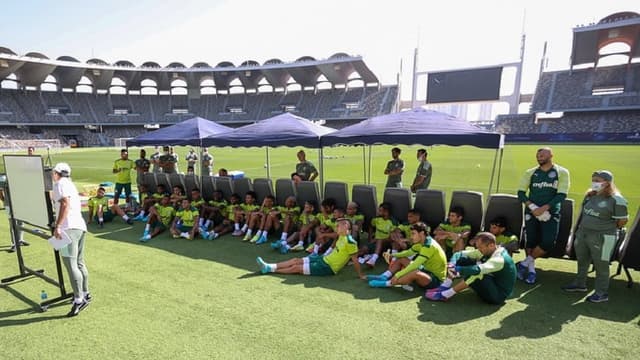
[505,132,640,143]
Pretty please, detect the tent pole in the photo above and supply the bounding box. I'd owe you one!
[265,146,271,179]
[319,147,324,198]
[362,146,366,183]
[488,148,499,197]
[368,145,373,185]
[497,147,504,192]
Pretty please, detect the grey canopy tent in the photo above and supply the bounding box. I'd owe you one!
[202,112,336,182]
[320,108,505,194]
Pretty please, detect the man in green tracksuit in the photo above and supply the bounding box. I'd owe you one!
[426,232,516,305]
[516,147,570,284]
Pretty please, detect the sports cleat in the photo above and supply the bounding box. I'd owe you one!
[305,242,315,253]
[67,299,90,317]
[98,221,104,229]
[232,230,243,237]
[270,241,282,250]
[200,231,210,240]
[250,233,261,243]
[525,271,537,284]
[139,234,152,242]
[366,274,389,281]
[586,293,608,303]
[366,257,378,268]
[172,234,181,239]
[368,279,390,288]
[133,214,144,221]
[425,291,449,302]
[516,261,527,281]
[255,235,268,245]
[242,233,252,242]
[279,245,289,254]
[84,293,93,302]
[141,216,149,223]
[426,285,451,296]
[208,232,219,241]
[126,218,134,225]
[290,244,305,252]
[561,284,588,292]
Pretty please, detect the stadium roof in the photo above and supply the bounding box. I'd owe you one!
[571,11,640,67]
[0,49,379,91]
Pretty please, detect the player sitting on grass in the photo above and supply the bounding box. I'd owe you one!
[388,208,423,261]
[232,191,259,238]
[307,198,336,254]
[487,216,519,256]
[368,222,447,291]
[246,195,277,244]
[310,207,345,256]
[434,206,471,260]
[425,232,516,305]
[344,201,365,242]
[199,190,227,235]
[256,218,365,279]
[170,198,200,240]
[87,187,134,228]
[205,193,240,240]
[135,183,170,222]
[359,202,397,267]
[270,196,301,253]
[140,195,175,242]
[281,200,317,252]
[170,185,186,208]
[132,183,153,221]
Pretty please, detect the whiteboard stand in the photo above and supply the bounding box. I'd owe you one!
[1,155,73,312]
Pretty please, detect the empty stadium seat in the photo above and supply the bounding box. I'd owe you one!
[547,198,574,259]
[351,185,378,233]
[275,179,297,207]
[214,176,234,201]
[324,181,349,210]
[184,174,200,199]
[253,178,274,205]
[232,178,253,202]
[382,188,411,224]
[155,173,171,192]
[616,207,640,287]
[296,181,321,210]
[483,194,524,241]
[413,189,446,234]
[168,173,186,193]
[200,176,215,201]
[140,172,157,193]
[449,191,484,238]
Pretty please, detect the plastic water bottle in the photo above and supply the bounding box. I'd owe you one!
[40,290,48,301]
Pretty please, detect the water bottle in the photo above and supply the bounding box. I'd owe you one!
[40,290,48,301]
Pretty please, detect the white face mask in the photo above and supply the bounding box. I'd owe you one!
[591,182,605,192]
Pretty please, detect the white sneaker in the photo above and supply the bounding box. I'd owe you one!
[180,232,191,239]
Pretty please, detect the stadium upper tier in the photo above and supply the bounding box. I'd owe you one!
[531,63,640,113]
[0,49,379,91]
[0,86,398,125]
[495,110,640,135]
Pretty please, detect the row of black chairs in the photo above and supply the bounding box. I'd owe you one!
[139,172,639,286]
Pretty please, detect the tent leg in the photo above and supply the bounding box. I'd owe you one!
[368,145,373,185]
[319,147,324,198]
[362,146,366,184]
[488,148,499,197]
[496,147,504,192]
[265,146,271,179]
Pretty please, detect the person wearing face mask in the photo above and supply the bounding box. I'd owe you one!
[516,147,570,285]
[410,148,432,193]
[562,170,628,303]
[158,146,177,174]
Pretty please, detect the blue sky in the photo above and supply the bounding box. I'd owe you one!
[1,0,638,98]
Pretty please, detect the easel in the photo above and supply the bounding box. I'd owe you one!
[1,155,73,311]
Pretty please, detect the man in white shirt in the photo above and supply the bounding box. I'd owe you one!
[51,163,91,317]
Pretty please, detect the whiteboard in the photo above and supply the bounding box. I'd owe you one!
[3,155,52,229]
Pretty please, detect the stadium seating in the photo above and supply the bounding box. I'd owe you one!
[184,174,200,198]
[382,188,411,224]
[323,181,349,210]
[214,176,234,201]
[547,198,574,259]
[449,191,484,238]
[232,178,253,202]
[414,189,447,234]
[252,178,274,205]
[351,185,377,232]
[200,175,215,201]
[141,173,157,193]
[616,206,640,287]
[275,179,296,207]
[295,181,321,210]
[483,193,524,241]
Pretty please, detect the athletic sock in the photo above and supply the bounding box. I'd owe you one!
[312,244,320,254]
[234,223,240,231]
[241,224,248,232]
[369,254,379,263]
[139,210,145,217]
[122,215,129,221]
[442,288,457,298]
[528,258,536,273]
[99,217,104,223]
[382,270,393,279]
[246,229,253,237]
[204,220,211,228]
[441,278,453,288]
[144,224,150,231]
[281,232,288,241]
[323,247,333,256]
[385,280,392,287]
[199,218,204,227]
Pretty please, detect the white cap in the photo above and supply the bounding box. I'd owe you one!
[53,162,71,176]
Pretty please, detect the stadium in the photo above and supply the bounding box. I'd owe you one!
[1,8,640,360]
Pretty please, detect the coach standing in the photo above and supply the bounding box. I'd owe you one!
[52,163,90,317]
[113,149,134,205]
[410,148,432,193]
[384,147,404,188]
[295,150,318,181]
[516,147,570,285]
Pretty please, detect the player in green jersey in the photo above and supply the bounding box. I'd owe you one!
[113,148,135,205]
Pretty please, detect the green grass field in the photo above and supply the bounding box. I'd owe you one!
[1,144,639,359]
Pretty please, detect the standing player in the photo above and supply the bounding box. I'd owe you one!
[150,146,161,173]
[134,148,151,194]
[159,146,176,174]
[517,147,570,284]
[295,150,318,181]
[384,147,404,188]
[185,148,198,174]
[201,148,214,176]
[410,148,432,192]
[113,149,135,205]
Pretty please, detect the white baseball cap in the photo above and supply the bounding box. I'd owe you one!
[53,162,71,176]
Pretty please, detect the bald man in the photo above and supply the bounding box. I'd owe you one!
[516,147,570,285]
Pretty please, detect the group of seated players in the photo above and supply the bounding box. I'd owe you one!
[87,184,521,305]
